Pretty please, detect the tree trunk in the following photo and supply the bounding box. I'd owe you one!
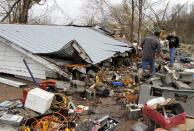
[19,0,32,23]
[130,0,134,43]
[138,0,143,43]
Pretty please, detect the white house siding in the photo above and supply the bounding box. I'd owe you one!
[0,42,51,79]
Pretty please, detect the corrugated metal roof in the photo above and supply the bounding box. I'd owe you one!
[0,24,131,64]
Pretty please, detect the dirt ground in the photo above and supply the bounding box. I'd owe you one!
[0,74,34,101]
[0,74,137,130]
[73,97,137,131]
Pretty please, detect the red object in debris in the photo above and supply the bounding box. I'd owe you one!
[76,108,83,114]
[39,81,57,90]
[184,64,189,67]
[143,104,186,129]
[21,88,31,106]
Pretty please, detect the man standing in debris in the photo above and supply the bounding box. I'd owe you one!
[167,31,179,67]
[141,32,164,73]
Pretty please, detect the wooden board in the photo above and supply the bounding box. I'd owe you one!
[0,77,27,88]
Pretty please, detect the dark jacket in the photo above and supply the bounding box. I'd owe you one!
[167,35,179,48]
[142,36,161,60]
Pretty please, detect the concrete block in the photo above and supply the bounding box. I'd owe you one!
[126,104,141,120]
[25,88,54,114]
[71,80,86,92]
[85,89,96,99]
[179,72,193,83]
[138,85,151,106]
[175,81,191,89]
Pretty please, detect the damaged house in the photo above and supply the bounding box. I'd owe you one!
[0,24,132,81]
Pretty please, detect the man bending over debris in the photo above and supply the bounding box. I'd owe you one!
[141,32,164,73]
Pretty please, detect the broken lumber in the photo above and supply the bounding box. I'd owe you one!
[0,78,27,88]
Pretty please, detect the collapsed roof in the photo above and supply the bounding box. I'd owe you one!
[0,24,132,64]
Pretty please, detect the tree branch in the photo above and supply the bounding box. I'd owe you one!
[1,0,21,22]
[161,0,170,26]
[171,0,190,21]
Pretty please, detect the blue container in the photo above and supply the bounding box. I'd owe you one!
[111,82,123,87]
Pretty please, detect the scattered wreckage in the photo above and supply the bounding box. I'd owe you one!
[0,24,194,131]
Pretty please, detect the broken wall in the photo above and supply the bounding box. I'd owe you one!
[0,41,52,79]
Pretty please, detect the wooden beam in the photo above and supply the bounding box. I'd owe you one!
[0,77,26,88]
[72,41,93,63]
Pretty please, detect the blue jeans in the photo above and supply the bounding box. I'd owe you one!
[142,59,155,73]
[169,48,175,64]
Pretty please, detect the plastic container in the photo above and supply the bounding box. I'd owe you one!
[143,104,186,129]
[25,88,54,114]
[111,82,123,87]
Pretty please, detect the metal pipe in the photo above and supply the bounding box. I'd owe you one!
[23,59,40,88]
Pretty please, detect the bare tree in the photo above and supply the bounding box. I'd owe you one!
[81,0,108,26]
[131,0,135,42]
[170,0,190,22]
[28,14,52,24]
[138,0,144,43]
[0,0,47,23]
[81,0,193,44]
[146,0,191,28]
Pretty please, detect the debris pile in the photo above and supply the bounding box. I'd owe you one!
[0,43,194,131]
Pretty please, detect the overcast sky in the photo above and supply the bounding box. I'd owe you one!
[31,0,194,24]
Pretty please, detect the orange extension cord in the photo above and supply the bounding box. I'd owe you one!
[23,112,76,131]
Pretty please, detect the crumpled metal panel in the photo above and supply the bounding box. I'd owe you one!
[0,24,131,64]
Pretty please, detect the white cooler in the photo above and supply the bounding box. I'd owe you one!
[25,88,54,114]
